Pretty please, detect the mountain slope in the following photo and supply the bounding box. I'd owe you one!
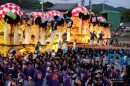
[87,4,128,13]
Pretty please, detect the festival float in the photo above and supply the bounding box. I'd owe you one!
[0,3,112,56]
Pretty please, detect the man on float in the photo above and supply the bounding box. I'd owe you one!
[90,31,97,45]
[72,39,77,52]
[8,46,16,58]
[98,31,104,46]
[57,41,63,56]
[63,41,68,54]
[33,42,40,59]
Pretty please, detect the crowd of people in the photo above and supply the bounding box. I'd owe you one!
[0,45,130,86]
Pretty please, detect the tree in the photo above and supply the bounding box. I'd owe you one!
[122,10,130,22]
[0,0,54,11]
[92,10,100,15]
[29,1,54,11]
[43,1,54,11]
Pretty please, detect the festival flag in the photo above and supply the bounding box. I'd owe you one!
[81,0,85,6]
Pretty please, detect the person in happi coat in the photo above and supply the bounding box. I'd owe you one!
[17,82,23,86]
[27,62,35,78]
[0,69,3,86]
[6,75,16,86]
[46,68,53,86]
[17,68,26,81]
[58,70,63,86]
[33,67,43,86]
[40,61,46,78]
[51,72,60,86]
[17,75,26,86]
[11,62,18,79]
[7,63,17,78]
[90,31,97,45]
[33,42,41,59]
[104,65,111,78]
[22,63,28,79]
[63,41,68,54]
[26,76,35,86]
[46,68,60,86]
[121,69,128,86]
[57,41,63,56]
[4,75,9,86]
[8,46,16,58]
[3,62,8,75]
[98,31,104,45]
[94,72,104,86]
[103,55,108,66]
[75,73,82,86]
[66,18,73,29]
[103,77,110,86]
[72,39,77,52]
[83,70,90,85]
[115,70,120,80]
[39,61,47,86]
[71,71,76,86]
[46,62,51,72]
[64,72,72,86]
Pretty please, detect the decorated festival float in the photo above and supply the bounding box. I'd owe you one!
[0,3,112,56]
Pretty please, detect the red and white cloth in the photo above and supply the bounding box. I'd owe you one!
[46,10,64,20]
[97,16,106,22]
[30,12,46,20]
[0,3,24,18]
[72,6,88,17]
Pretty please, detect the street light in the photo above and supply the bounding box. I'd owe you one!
[40,0,44,12]
[103,0,108,10]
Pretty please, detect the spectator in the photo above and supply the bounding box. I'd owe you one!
[26,76,35,86]
[0,48,129,86]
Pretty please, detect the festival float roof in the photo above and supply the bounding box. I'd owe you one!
[48,3,77,12]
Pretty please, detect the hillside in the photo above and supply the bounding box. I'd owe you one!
[87,4,128,14]
[0,1,128,13]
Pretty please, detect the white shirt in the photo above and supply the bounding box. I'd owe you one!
[73,42,76,48]
[114,63,120,70]
[95,57,100,62]
[86,58,90,64]
[63,43,68,50]
[7,81,15,86]
[18,73,20,79]
[47,67,50,71]
[120,72,124,78]
[7,81,11,86]
[58,43,62,49]
[33,54,37,59]
[19,79,23,83]
[103,57,108,66]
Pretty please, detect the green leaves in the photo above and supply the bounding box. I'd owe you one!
[122,10,130,22]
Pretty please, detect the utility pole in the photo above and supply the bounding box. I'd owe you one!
[103,0,107,10]
[42,0,44,12]
[89,0,92,12]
